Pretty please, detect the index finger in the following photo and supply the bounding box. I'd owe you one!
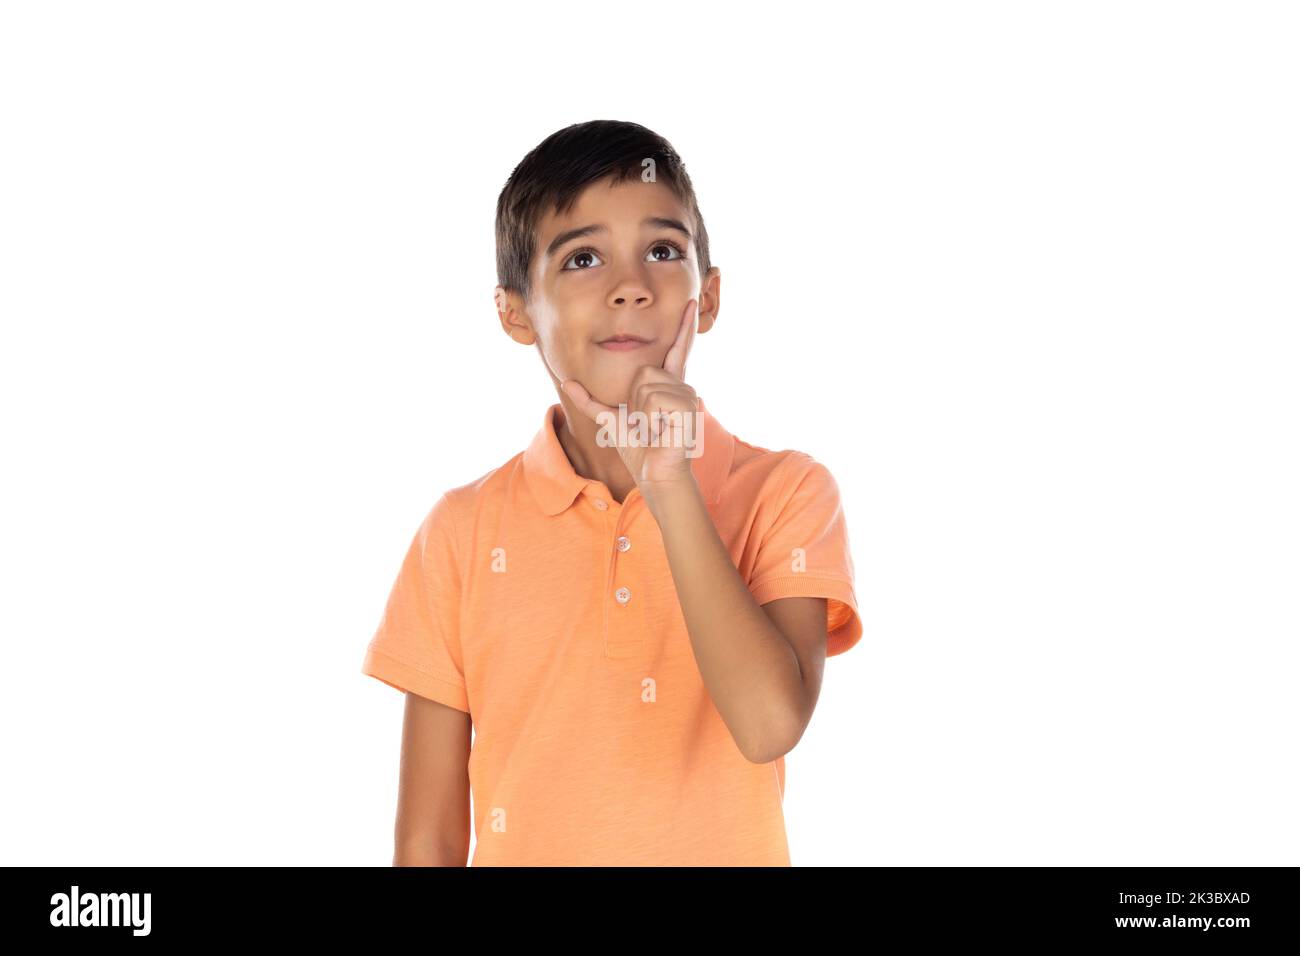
[662,298,697,381]
[560,378,616,424]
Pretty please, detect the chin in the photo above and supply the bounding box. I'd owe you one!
[587,386,633,411]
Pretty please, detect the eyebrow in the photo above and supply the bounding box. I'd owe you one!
[544,216,692,260]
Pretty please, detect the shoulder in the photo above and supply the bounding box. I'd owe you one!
[440,456,518,512]
[441,450,522,515]
[420,450,524,546]
[727,437,841,509]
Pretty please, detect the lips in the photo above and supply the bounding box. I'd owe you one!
[597,334,654,351]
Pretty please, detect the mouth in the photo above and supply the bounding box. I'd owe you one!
[597,334,655,351]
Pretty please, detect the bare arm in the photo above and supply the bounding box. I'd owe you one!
[392,691,472,866]
[648,477,828,763]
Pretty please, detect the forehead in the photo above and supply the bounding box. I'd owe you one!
[535,177,688,243]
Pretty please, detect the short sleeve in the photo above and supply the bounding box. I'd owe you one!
[361,492,470,713]
[748,454,863,657]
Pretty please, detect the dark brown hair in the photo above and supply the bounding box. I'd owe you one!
[495,120,712,304]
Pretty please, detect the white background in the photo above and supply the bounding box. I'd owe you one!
[2,1,1296,866]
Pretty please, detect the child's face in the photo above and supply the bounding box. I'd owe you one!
[496,175,719,408]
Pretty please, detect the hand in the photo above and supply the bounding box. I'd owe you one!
[561,298,701,500]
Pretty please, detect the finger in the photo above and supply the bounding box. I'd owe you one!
[637,387,696,444]
[632,378,692,415]
[662,298,697,381]
[560,379,616,424]
[660,299,695,380]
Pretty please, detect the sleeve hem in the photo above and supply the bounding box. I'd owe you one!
[361,644,470,714]
[750,574,863,657]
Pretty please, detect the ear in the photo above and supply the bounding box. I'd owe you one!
[495,285,537,345]
[696,267,721,334]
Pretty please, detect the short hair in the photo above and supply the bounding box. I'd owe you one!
[495,120,712,304]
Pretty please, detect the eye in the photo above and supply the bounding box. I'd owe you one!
[560,239,688,272]
[646,240,686,262]
[561,248,604,271]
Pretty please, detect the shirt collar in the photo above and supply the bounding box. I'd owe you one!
[523,396,735,516]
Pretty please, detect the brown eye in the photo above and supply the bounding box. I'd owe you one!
[647,241,685,262]
[562,248,603,271]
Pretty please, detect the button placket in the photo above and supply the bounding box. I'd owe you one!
[612,514,633,598]
[604,510,644,659]
[613,527,631,604]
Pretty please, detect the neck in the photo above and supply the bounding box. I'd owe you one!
[554,399,638,505]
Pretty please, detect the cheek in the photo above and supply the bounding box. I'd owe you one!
[535,323,591,375]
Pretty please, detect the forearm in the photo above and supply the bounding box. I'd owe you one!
[393,831,469,867]
[646,476,804,763]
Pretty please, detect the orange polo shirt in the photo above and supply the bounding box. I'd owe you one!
[362,396,862,866]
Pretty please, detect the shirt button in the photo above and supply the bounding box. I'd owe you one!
[615,586,631,604]
[616,536,631,552]
[592,498,608,511]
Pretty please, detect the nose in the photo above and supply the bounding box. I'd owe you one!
[609,271,653,308]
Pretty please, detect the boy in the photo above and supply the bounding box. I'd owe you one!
[362,120,862,866]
